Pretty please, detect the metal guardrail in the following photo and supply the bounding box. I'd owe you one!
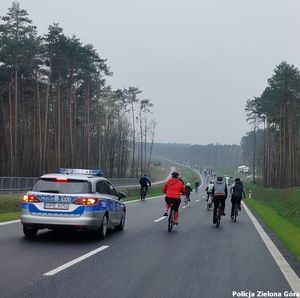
[0,177,141,193]
[0,166,174,193]
[0,177,40,193]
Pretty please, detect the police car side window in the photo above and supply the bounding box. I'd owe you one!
[96,181,110,194]
[107,182,118,196]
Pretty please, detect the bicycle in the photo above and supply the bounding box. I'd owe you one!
[232,202,239,222]
[183,194,190,207]
[140,187,147,201]
[214,201,221,228]
[168,203,176,232]
[207,194,212,210]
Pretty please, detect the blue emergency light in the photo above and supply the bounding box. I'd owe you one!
[57,168,103,176]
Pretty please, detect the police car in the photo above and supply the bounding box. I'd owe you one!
[20,168,126,239]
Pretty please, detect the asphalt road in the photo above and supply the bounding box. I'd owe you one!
[0,180,298,298]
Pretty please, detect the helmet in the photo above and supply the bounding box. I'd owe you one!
[210,180,214,184]
[187,182,191,186]
[171,171,179,178]
[217,176,223,181]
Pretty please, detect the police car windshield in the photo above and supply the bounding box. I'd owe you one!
[32,179,90,194]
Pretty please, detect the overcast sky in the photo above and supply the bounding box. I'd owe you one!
[1,0,300,145]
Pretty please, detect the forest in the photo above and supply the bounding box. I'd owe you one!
[0,2,154,178]
[152,143,243,167]
[243,62,300,188]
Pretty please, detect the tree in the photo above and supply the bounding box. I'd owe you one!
[245,62,300,187]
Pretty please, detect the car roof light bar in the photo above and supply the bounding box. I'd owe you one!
[57,168,104,176]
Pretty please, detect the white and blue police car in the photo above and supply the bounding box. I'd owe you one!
[21,168,126,239]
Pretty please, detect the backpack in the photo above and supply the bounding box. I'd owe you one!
[233,183,243,197]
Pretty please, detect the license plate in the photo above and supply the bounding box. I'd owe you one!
[44,202,69,210]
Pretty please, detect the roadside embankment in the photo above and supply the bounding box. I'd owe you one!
[244,183,300,261]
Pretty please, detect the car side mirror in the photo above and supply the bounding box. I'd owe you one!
[118,191,126,200]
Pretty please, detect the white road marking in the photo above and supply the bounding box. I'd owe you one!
[195,199,200,203]
[242,201,300,292]
[124,195,164,204]
[44,245,109,276]
[154,216,166,222]
[0,219,20,226]
[182,205,188,209]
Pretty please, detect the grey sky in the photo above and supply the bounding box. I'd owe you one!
[1,0,300,145]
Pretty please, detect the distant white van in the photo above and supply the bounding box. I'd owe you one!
[238,165,249,173]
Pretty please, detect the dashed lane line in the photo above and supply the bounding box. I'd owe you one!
[154,217,166,223]
[43,245,110,276]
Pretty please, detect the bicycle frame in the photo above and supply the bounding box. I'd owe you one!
[233,202,239,222]
[168,204,175,232]
[184,195,189,206]
[207,194,212,210]
[215,201,221,227]
[140,187,147,201]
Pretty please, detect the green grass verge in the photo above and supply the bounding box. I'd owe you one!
[0,193,23,222]
[149,157,175,181]
[119,185,164,201]
[244,182,300,229]
[0,212,20,222]
[245,197,300,261]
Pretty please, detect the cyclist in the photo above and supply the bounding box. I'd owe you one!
[212,176,228,224]
[185,182,193,204]
[194,181,200,193]
[230,178,246,219]
[139,174,151,200]
[178,175,185,185]
[205,180,214,201]
[163,171,185,225]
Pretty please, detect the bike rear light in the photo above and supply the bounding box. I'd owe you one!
[73,198,98,205]
[55,178,69,182]
[22,194,40,203]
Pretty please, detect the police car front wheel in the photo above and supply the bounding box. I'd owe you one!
[23,226,38,238]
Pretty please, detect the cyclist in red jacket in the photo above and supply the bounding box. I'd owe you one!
[163,171,185,225]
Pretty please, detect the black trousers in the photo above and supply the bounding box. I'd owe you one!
[231,195,242,216]
[213,196,226,220]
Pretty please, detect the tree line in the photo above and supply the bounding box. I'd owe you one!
[0,2,154,177]
[152,143,243,167]
[244,61,300,188]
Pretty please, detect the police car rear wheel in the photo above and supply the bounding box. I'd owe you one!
[115,212,125,231]
[23,226,38,238]
[98,215,108,240]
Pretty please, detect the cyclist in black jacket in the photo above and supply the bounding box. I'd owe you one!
[230,178,246,219]
[139,174,151,199]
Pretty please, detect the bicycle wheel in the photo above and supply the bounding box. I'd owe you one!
[234,204,238,222]
[184,196,188,206]
[216,208,221,228]
[140,188,146,200]
[168,208,174,232]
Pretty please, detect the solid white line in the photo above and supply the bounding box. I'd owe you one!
[124,195,164,204]
[43,245,109,276]
[0,219,20,226]
[242,201,300,292]
[154,216,166,223]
